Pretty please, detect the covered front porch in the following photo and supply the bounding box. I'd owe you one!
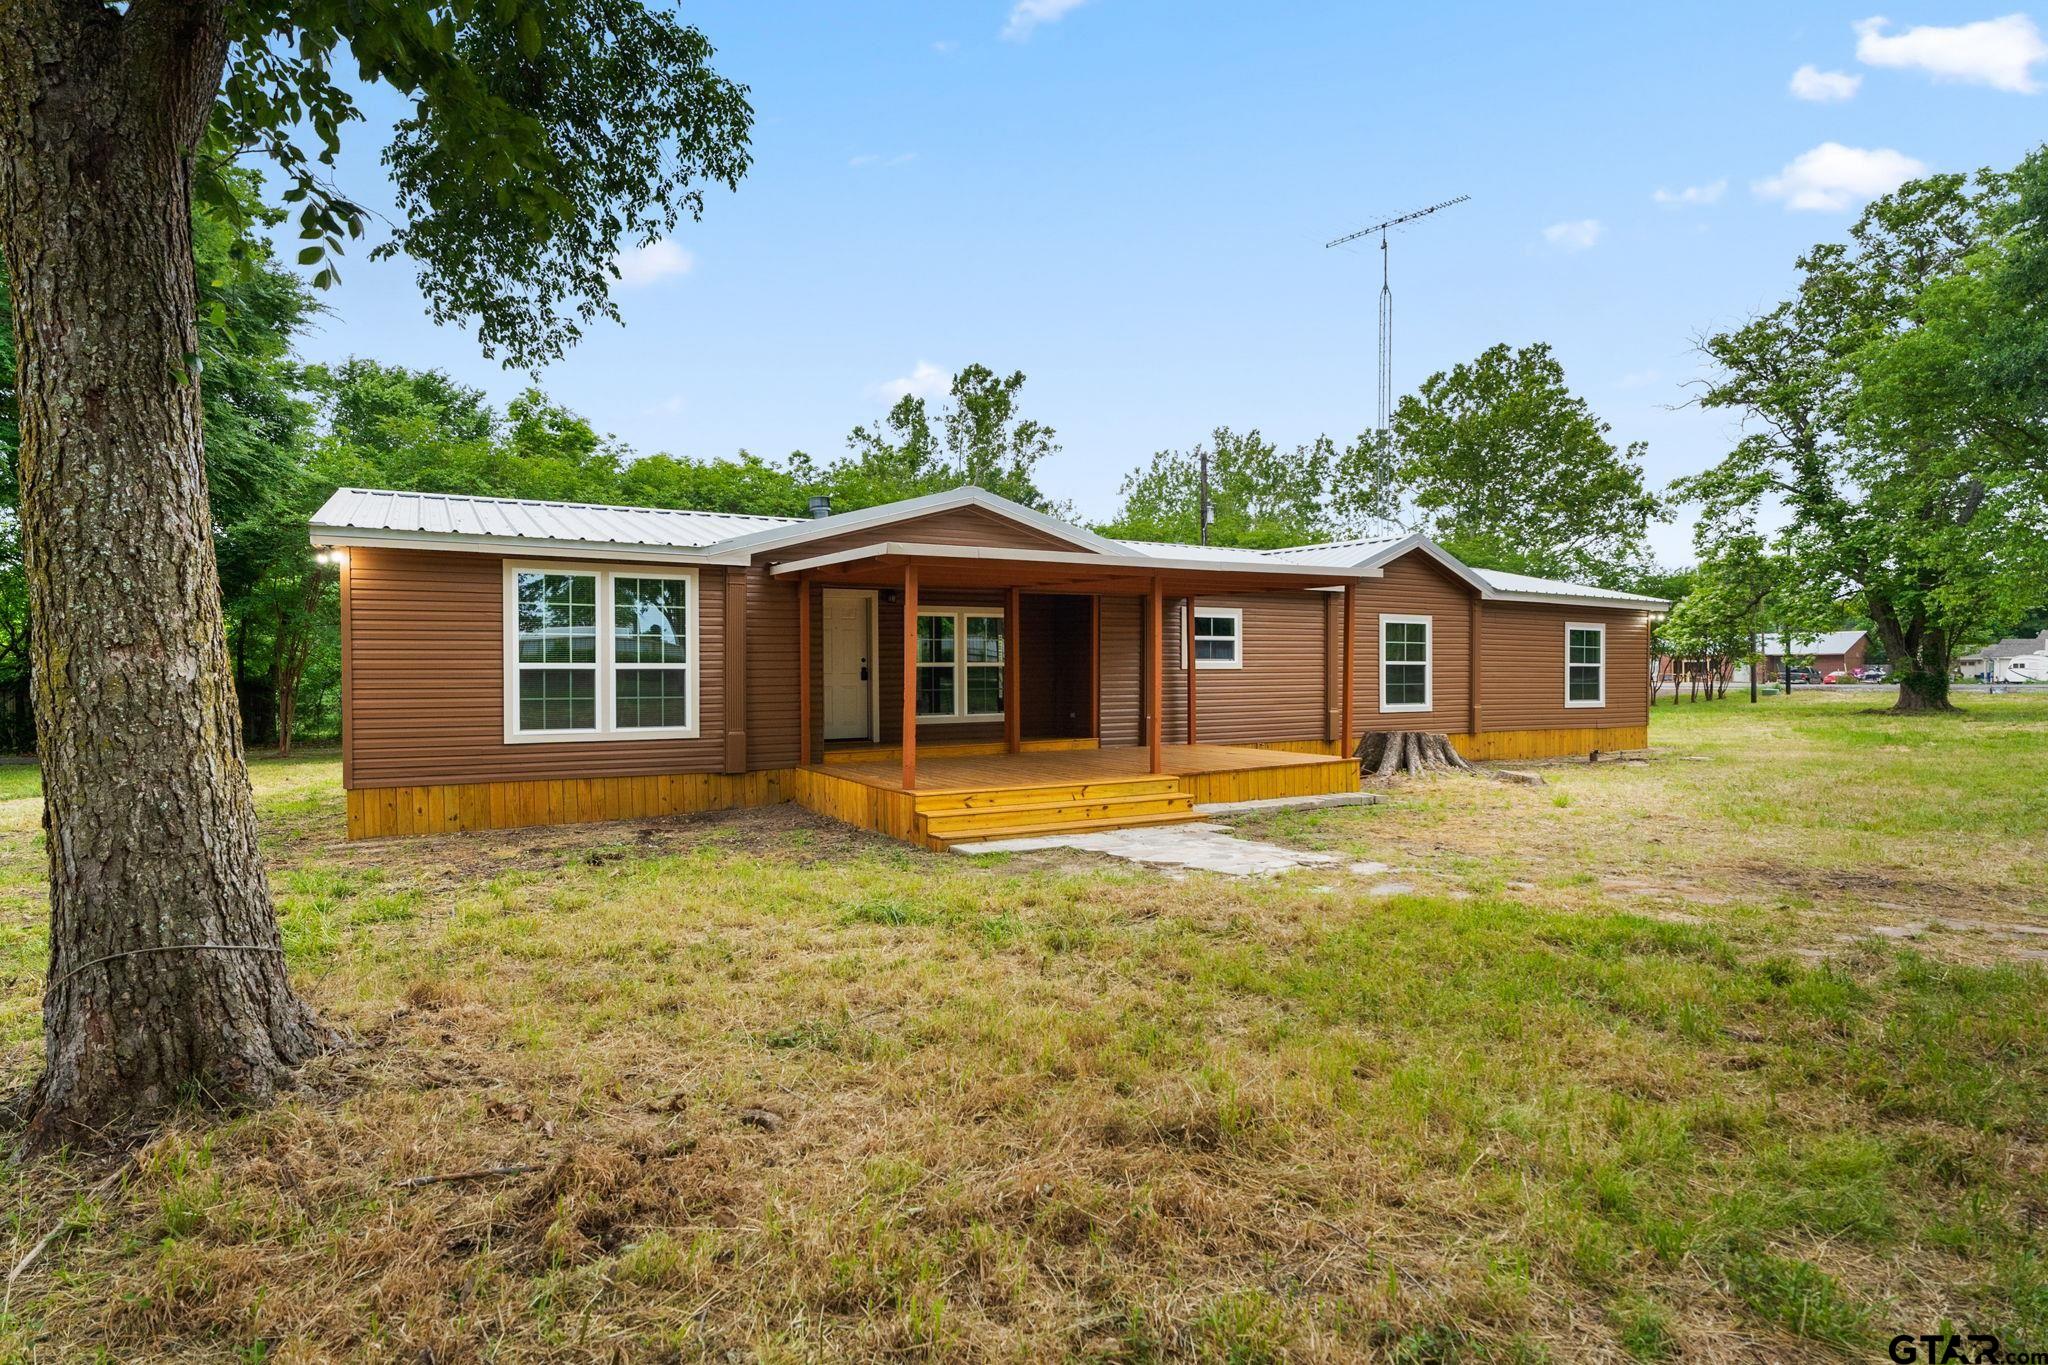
[791,740,1359,849]
[774,538,1372,848]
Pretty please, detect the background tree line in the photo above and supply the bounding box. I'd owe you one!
[4,151,2041,755]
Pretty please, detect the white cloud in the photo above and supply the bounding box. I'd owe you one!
[849,152,918,168]
[1789,64,1862,101]
[1652,179,1727,206]
[1002,0,1087,42]
[612,239,695,287]
[876,361,950,403]
[1541,218,1604,251]
[932,38,960,54]
[1753,141,1927,211]
[1853,13,2048,93]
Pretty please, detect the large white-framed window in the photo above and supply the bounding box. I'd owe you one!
[1185,605,1245,670]
[1566,621,1606,708]
[1379,613,1432,713]
[504,562,699,743]
[916,608,1005,722]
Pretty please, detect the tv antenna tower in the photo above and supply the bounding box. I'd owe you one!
[1325,194,1469,430]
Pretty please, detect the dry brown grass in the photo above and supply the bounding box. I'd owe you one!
[0,697,2040,1361]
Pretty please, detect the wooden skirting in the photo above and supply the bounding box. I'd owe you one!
[820,736,1098,765]
[789,768,920,842]
[346,770,794,839]
[1448,724,1649,761]
[1179,758,1359,806]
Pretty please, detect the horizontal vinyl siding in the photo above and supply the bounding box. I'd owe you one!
[1097,596,1142,747]
[1168,593,1330,745]
[1351,552,1474,733]
[346,548,728,789]
[1479,601,1653,731]
[746,568,800,769]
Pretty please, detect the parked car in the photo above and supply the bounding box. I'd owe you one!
[1823,670,1853,684]
[1785,667,1821,684]
[1858,665,1888,681]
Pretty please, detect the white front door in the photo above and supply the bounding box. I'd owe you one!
[822,591,874,740]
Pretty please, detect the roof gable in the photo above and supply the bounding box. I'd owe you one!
[710,485,1128,561]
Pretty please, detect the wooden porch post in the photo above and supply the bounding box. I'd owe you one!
[1184,596,1197,746]
[902,563,919,791]
[1148,576,1164,774]
[796,575,811,768]
[1341,579,1357,762]
[1005,586,1021,753]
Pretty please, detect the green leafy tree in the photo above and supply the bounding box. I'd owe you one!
[1385,342,1663,582]
[617,450,815,517]
[1658,535,1830,703]
[1098,427,1343,548]
[1678,160,2048,714]
[0,0,752,1147]
[821,364,1063,513]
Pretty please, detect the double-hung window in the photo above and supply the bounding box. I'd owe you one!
[506,564,698,741]
[916,608,1004,720]
[1379,614,1432,712]
[1188,606,1244,669]
[1566,622,1606,707]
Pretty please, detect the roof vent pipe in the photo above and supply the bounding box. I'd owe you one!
[808,495,832,519]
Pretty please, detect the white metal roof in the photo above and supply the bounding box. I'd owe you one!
[1471,567,1670,607]
[310,487,804,551]
[1759,630,1869,656]
[308,485,1669,607]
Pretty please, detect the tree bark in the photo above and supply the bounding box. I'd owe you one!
[0,0,329,1150]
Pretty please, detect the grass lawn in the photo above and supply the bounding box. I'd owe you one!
[0,694,2042,1360]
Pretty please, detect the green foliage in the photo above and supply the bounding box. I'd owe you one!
[817,364,1064,513]
[1387,342,1664,583]
[1676,149,2048,711]
[1096,426,1364,548]
[1659,536,1832,680]
[211,0,754,365]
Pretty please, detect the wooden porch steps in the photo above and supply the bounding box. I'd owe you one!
[911,774,1199,848]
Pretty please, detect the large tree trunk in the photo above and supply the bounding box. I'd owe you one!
[0,0,329,1150]
[1891,665,1955,713]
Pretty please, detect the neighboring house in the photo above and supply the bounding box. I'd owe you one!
[1958,631,2048,683]
[1749,630,1869,681]
[311,485,1669,845]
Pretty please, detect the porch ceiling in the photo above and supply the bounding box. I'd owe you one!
[768,540,1381,595]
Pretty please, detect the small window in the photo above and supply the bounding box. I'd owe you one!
[916,609,1004,720]
[1566,623,1606,707]
[1188,607,1243,670]
[1380,614,1432,713]
[505,564,698,741]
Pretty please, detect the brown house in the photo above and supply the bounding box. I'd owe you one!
[312,486,1668,847]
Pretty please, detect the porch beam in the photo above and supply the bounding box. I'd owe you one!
[1089,594,1101,742]
[1341,580,1357,764]
[902,563,919,791]
[797,575,811,768]
[1148,576,1164,773]
[1005,586,1021,753]
[1185,595,1197,745]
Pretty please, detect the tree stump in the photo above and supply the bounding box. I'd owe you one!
[1357,731,1474,780]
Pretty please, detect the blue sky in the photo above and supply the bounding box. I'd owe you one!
[294,3,2046,563]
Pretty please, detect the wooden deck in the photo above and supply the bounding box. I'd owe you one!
[791,742,1361,849]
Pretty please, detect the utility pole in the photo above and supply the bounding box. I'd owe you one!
[1198,444,1210,545]
[1326,195,1470,430]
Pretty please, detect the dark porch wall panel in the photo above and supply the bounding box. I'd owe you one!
[346,547,729,788]
[1167,592,1330,745]
[1020,594,1092,739]
[757,505,1083,567]
[1349,551,1475,734]
[1479,600,1652,732]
